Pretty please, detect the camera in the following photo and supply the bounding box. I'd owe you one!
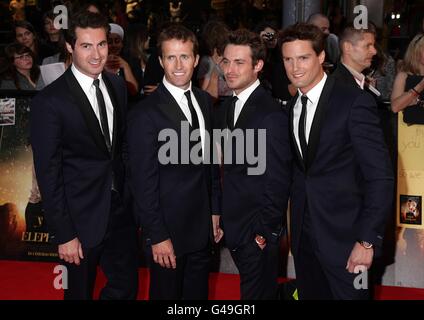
[262,32,275,42]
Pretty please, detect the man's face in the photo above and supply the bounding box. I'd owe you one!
[282,39,325,94]
[345,33,377,73]
[221,44,263,95]
[66,27,108,79]
[108,33,123,56]
[311,16,330,36]
[159,39,199,90]
[44,18,59,36]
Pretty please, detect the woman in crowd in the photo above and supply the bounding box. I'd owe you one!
[197,20,231,102]
[105,23,139,96]
[0,42,44,90]
[14,20,55,65]
[391,34,424,116]
[124,23,150,96]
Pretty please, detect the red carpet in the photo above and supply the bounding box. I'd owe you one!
[0,260,423,300]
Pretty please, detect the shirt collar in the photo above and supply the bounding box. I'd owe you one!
[71,64,103,92]
[297,72,327,105]
[234,79,260,104]
[162,76,192,103]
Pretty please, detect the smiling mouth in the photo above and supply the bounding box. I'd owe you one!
[89,61,102,66]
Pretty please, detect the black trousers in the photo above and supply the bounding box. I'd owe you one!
[148,245,210,300]
[230,239,280,300]
[294,211,370,300]
[63,191,139,300]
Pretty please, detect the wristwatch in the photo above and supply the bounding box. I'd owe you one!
[255,235,266,245]
[358,240,373,249]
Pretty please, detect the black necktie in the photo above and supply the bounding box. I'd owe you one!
[184,90,199,130]
[299,95,308,160]
[93,79,111,152]
[227,96,238,130]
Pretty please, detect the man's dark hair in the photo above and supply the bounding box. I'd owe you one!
[306,13,329,24]
[225,29,266,67]
[201,20,229,56]
[157,24,199,57]
[339,22,376,53]
[64,11,109,49]
[278,22,325,56]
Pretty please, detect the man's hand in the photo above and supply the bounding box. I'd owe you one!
[212,214,224,243]
[346,242,374,273]
[152,239,177,269]
[58,237,84,265]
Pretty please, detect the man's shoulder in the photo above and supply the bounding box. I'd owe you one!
[192,85,212,100]
[250,85,281,112]
[129,89,162,116]
[32,73,68,103]
[329,78,376,107]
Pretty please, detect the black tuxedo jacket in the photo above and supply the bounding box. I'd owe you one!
[289,75,394,266]
[127,83,215,256]
[214,85,292,250]
[30,67,129,248]
[332,62,359,89]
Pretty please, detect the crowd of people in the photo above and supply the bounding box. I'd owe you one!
[1,1,424,301]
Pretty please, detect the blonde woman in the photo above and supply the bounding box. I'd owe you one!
[391,34,424,120]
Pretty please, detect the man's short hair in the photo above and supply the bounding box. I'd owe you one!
[306,13,329,24]
[278,23,325,56]
[157,24,199,57]
[64,11,109,49]
[339,23,376,52]
[225,29,266,67]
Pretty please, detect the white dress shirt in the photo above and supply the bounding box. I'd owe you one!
[232,79,260,126]
[293,73,327,157]
[162,77,206,155]
[71,64,114,142]
[341,60,381,97]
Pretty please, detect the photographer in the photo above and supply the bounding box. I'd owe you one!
[254,21,293,103]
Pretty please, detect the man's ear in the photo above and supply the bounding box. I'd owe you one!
[65,42,73,54]
[254,59,264,73]
[194,54,199,68]
[342,41,352,56]
[318,50,325,65]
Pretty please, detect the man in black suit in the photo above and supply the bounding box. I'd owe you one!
[127,24,216,300]
[213,29,292,299]
[30,11,138,300]
[332,24,378,96]
[279,23,394,299]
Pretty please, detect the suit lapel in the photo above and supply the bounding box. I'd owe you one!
[289,92,305,171]
[156,83,188,130]
[234,86,261,130]
[337,63,360,89]
[64,68,109,156]
[306,76,335,169]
